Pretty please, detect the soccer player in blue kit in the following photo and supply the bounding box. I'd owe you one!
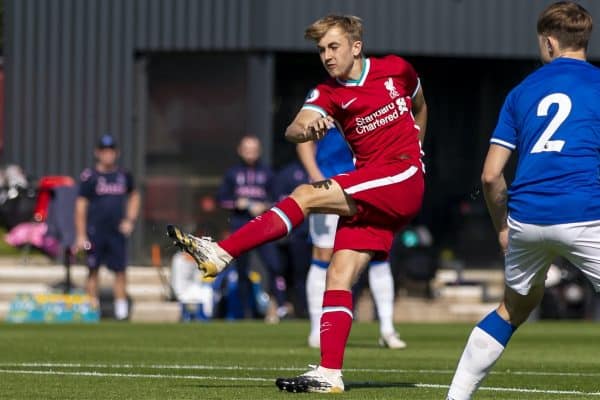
[298,127,406,349]
[447,2,600,399]
[75,134,140,320]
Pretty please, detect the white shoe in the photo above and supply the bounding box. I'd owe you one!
[307,334,320,349]
[167,225,232,278]
[378,331,407,349]
[275,365,344,393]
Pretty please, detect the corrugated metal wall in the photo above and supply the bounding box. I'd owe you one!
[255,0,600,57]
[5,0,136,177]
[5,0,600,177]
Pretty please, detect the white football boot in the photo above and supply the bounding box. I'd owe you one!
[378,331,408,349]
[276,365,344,393]
[167,225,232,279]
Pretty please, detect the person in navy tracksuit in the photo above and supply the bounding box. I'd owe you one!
[75,134,140,320]
[217,135,288,321]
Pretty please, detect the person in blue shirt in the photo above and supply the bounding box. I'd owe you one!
[75,134,140,320]
[217,135,288,321]
[298,127,407,349]
[447,3,600,399]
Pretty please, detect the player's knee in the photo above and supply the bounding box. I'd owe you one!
[326,264,353,290]
[290,183,318,206]
[313,247,333,261]
[503,286,543,326]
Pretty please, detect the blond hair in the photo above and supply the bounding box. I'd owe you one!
[537,1,593,50]
[304,15,363,43]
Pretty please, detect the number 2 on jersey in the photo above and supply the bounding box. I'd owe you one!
[530,93,570,153]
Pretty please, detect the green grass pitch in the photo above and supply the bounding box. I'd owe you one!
[1,321,599,399]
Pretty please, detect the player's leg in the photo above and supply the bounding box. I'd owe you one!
[287,229,312,319]
[232,253,253,319]
[168,180,354,278]
[86,269,100,301]
[113,271,128,320]
[557,219,600,296]
[447,219,553,400]
[257,242,289,322]
[107,233,129,321]
[447,285,544,400]
[306,254,328,348]
[278,163,422,393]
[306,213,338,347]
[368,260,406,349]
[85,235,103,307]
[277,249,372,393]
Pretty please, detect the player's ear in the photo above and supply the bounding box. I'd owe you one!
[546,38,553,55]
[351,40,362,57]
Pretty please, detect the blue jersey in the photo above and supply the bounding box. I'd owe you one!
[491,58,600,224]
[316,128,355,178]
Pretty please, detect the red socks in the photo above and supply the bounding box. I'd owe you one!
[218,197,304,258]
[320,290,353,369]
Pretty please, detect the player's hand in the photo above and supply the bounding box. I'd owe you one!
[498,227,509,254]
[305,116,335,141]
[248,201,268,217]
[236,197,250,210]
[119,219,135,237]
[74,235,91,253]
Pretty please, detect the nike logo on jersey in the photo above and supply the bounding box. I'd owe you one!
[341,97,357,109]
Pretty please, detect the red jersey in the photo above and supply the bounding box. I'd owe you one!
[302,55,422,169]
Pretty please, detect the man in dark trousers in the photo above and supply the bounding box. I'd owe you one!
[217,135,288,322]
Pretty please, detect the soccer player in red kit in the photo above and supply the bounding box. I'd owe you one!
[168,14,427,393]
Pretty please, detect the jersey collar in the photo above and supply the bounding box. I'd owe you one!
[336,58,370,87]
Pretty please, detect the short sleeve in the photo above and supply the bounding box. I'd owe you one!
[490,92,518,150]
[400,61,419,99]
[78,168,95,199]
[387,55,419,98]
[301,83,336,117]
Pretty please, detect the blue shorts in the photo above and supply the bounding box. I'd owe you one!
[86,231,128,272]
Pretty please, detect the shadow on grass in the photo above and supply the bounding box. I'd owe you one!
[182,381,420,390]
[182,384,273,389]
[184,381,421,391]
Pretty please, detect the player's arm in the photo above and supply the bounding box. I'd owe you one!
[296,141,325,182]
[285,108,335,143]
[125,189,141,223]
[74,196,90,251]
[481,144,512,252]
[412,84,427,144]
[120,189,140,236]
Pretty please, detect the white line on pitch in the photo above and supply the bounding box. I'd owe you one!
[0,369,271,381]
[1,368,600,397]
[1,362,599,378]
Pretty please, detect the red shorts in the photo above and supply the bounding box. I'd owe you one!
[331,161,424,260]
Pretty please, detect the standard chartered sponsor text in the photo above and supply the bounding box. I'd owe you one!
[355,101,401,134]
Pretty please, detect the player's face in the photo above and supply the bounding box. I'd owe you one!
[238,138,261,165]
[95,147,119,167]
[317,27,361,79]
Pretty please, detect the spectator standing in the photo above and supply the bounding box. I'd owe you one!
[74,134,140,320]
[217,135,288,321]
